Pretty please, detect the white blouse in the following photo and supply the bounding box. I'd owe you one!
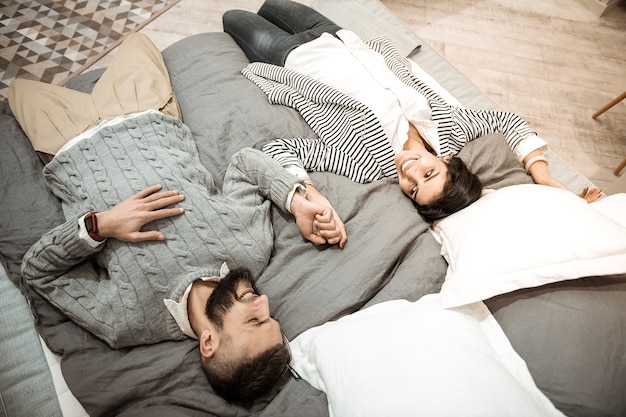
[286,30,439,154]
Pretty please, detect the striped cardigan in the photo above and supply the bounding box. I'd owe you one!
[243,34,543,184]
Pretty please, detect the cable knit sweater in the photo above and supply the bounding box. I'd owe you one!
[21,112,301,348]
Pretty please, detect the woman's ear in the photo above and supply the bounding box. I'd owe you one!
[441,155,453,163]
[199,329,218,359]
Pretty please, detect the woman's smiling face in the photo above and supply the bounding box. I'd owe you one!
[394,149,449,205]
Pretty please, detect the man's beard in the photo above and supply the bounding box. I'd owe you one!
[205,268,258,329]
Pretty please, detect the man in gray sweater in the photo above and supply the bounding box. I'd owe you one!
[19,111,338,404]
[12,33,344,406]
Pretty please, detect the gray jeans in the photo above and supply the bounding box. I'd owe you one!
[222,0,341,66]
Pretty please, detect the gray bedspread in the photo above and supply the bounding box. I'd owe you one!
[0,1,624,416]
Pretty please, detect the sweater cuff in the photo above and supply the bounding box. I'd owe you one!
[285,184,307,214]
[78,214,107,248]
[60,216,104,256]
[270,170,304,214]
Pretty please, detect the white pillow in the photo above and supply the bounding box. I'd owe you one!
[289,295,565,417]
[431,184,626,309]
[590,193,626,228]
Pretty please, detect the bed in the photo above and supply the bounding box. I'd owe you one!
[1,1,625,416]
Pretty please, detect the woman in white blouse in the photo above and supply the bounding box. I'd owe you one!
[224,0,601,234]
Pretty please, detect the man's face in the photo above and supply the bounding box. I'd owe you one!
[206,272,283,358]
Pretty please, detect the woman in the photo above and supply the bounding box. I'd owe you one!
[223,0,601,226]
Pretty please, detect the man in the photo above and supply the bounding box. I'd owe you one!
[12,33,343,405]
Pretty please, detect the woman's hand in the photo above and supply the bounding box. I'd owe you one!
[306,184,347,248]
[578,186,603,203]
[290,183,347,248]
[525,151,602,203]
[96,184,185,242]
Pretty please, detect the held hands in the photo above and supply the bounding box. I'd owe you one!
[290,185,347,249]
[96,185,184,242]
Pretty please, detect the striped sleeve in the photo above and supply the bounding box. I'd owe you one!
[243,63,397,183]
[367,35,546,160]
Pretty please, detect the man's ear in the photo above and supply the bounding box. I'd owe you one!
[199,329,218,359]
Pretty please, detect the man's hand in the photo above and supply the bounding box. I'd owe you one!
[96,184,185,242]
[305,184,347,248]
[291,188,347,249]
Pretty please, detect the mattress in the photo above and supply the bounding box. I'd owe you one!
[0,1,623,416]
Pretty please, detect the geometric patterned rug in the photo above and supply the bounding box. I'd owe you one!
[0,0,181,101]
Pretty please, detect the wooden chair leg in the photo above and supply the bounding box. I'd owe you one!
[592,91,626,119]
[615,157,626,176]
[593,92,626,177]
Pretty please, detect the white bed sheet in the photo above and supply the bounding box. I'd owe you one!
[39,338,89,417]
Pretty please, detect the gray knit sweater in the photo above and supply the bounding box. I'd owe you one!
[21,112,301,348]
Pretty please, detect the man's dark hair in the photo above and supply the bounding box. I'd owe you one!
[416,156,483,222]
[201,341,291,407]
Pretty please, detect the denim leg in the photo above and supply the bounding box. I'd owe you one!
[258,0,341,37]
[223,0,342,66]
[223,9,292,65]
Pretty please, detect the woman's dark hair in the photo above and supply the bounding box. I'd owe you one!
[416,156,483,222]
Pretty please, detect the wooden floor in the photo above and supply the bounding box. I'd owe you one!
[96,0,626,191]
[380,0,626,191]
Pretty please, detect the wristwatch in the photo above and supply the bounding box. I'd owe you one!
[84,212,105,242]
